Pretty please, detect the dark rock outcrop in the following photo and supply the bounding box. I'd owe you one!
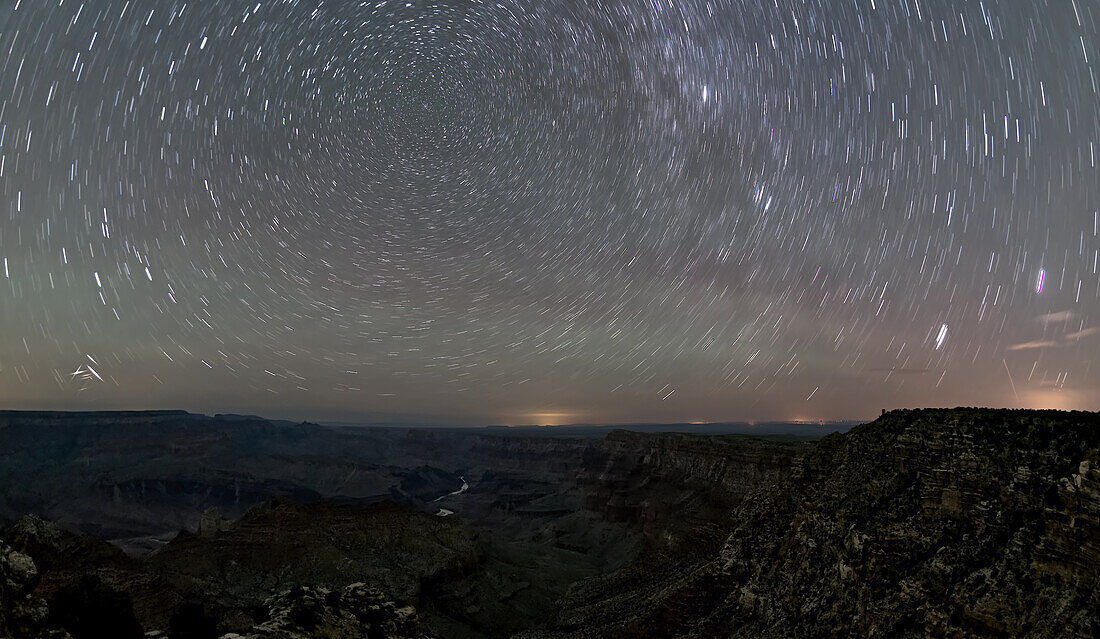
[1,538,48,638]
[1,502,469,638]
[221,583,429,639]
[149,499,482,610]
[2,514,180,627]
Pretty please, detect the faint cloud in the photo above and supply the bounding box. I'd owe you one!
[867,367,928,374]
[1066,327,1100,341]
[1008,326,1100,352]
[1036,310,1077,324]
[1007,340,1061,351]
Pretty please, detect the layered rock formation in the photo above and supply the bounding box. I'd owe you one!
[582,430,808,546]
[525,431,807,636]
[0,411,342,540]
[536,408,1100,638]
[0,411,605,544]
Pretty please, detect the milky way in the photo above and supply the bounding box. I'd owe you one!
[0,0,1098,424]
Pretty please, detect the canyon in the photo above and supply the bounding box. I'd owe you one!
[2,409,1098,637]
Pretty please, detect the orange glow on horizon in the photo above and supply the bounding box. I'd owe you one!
[519,411,576,425]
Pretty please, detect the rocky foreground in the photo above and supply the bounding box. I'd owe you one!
[0,507,438,639]
[2,408,1099,638]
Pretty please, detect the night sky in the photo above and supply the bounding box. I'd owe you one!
[0,0,1098,425]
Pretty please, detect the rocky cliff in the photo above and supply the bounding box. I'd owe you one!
[521,431,806,637]
[582,430,807,546]
[537,408,1100,638]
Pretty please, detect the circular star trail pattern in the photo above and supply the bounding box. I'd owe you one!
[0,0,1098,423]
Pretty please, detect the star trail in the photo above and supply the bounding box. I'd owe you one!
[0,0,1098,424]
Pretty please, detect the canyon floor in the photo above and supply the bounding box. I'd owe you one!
[1,409,1098,638]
